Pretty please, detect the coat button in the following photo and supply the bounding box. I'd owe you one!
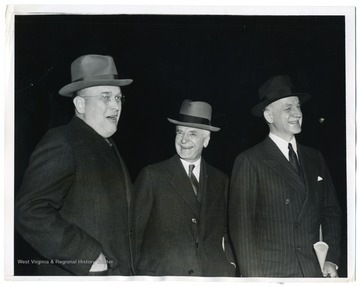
[188,270,193,275]
[285,199,290,204]
[191,218,197,224]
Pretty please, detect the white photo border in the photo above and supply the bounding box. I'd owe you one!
[3,3,357,286]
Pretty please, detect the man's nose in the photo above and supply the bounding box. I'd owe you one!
[292,107,302,117]
[181,134,189,143]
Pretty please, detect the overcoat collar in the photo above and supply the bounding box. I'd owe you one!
[70,116,121,170]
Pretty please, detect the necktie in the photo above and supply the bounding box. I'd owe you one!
[188,164,199,196]
[288,143,300,174]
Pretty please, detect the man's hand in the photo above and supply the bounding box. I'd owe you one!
[322,261,338,278]
[89,252,108,272]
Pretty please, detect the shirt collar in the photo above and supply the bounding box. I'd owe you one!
[180,157,201,180]
[269,133,298,160]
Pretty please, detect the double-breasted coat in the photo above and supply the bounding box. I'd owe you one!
[229,136,341,277]
[134,155,235,276]
[15,117,134,275]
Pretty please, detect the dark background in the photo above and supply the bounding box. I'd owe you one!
[14,14,347,277]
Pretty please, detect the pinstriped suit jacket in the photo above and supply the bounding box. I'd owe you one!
[229,136,341,277]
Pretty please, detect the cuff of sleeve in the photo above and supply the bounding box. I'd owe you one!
[326,261,339,270]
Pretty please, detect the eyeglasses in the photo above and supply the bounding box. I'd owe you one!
[81,94,125,105]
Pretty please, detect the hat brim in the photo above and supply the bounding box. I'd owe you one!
[251,93,311,117]
[167,118,220,132]
[59,79,133,97]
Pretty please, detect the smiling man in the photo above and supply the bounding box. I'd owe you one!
[229,75,342,278]
[15,55,135,276]
[134,100,236,277]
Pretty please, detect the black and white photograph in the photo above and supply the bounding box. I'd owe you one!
[3,2,357,285]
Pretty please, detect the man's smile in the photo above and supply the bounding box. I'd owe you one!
[106,114,118,123]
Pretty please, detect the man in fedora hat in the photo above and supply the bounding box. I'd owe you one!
[15,54,135,275]
[134,100,236,276]
[229,75,341,277]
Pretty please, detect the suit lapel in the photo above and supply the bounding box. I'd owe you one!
[298,144,317,190]
[263,137,306,194]
[168,156,200,216]
[295,144,318,222]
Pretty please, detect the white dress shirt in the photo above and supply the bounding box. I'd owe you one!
[180,157,201,181]
[269,133,298,160]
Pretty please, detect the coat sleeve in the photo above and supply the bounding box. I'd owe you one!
[229,153,260,277]
[317,151,342,267]
[15,132,103,275]
[133,166,154,268]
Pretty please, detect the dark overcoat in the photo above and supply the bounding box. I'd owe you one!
[229,136,341,277]
[134,155,236,276]
[15,116,134,275]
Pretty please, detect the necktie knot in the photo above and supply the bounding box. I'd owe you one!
[188,164,195,176]
[288,142,295,152]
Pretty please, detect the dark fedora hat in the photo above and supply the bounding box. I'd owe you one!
[59,54,133,97]
[251,75,311,117]
[167,100,220,132]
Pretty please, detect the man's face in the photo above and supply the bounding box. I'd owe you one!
[76,85,123,138]
[265,96,303,141]
[175,126,210,163]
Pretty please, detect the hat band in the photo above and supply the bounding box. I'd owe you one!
[178,114,211,125]
[73,74,119,82]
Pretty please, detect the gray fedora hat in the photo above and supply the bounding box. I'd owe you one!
[251,75,311,117]
[59,54,133,97]
[167,100,220,132]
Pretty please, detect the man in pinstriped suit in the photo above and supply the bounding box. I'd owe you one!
[229,75,341,277]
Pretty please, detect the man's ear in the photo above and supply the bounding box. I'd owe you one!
[263,109,273,124]
[203,134,210,148]
[73,96,86,114]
